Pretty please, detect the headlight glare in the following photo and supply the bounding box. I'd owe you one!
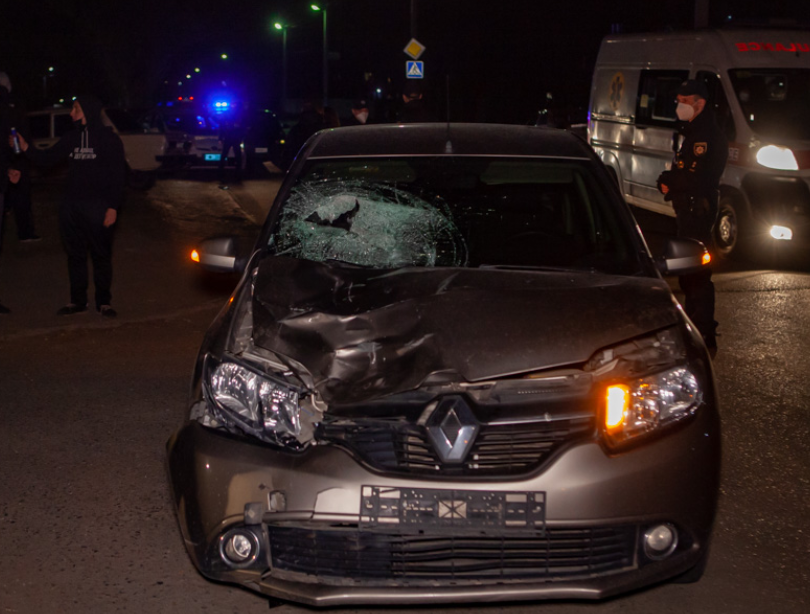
[756,145,799,171]
[210,361,300,441]
[604,367,701,447]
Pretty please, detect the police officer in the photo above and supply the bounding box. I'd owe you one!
[657,79,728,354]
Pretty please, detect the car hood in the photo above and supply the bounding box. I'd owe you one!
[250,257,680,404]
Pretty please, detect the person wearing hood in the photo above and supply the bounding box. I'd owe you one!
[13,95,126,317]
[657,79,728,354]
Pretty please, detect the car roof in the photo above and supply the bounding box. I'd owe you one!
[304,123,593,159]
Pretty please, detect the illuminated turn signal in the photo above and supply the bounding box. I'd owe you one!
[606,385,629,431]
[191,249,200,263]
[702,252,712,266]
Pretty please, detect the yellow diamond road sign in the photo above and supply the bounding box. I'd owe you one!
[404,38,425,60]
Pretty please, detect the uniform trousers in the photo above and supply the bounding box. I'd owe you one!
[675,195,718,343]
[59,202,114,309]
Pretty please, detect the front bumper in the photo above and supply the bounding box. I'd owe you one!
[166,406,720,606]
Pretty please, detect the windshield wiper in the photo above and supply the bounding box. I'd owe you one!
[324,258,376,269]
[478,264,591,272]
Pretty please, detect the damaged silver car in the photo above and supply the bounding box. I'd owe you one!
[167,123,720,607]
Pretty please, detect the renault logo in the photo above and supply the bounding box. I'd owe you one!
[426,396,479,464]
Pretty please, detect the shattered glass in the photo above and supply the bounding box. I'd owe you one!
[272,180,467,268]
[266,157,642,275]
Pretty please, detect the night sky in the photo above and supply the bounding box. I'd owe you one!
[1,0,807,123]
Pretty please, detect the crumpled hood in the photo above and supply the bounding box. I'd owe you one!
[250,257,681,404]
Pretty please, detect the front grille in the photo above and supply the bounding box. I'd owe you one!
[268,525,635,584]
[318,416,594,476]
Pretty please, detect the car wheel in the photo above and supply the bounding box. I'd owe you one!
[671,544,710,584]
[129,169,157,191]
[713,195,745,260]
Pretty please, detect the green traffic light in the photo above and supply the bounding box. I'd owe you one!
[311,4,321,11]
[274,22,283,30]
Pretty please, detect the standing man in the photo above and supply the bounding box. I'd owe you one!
[1,72,39,242]
[398,81,436,123]
[14,96,126,317]
[347,98,373,126]
[217,103,245,186]
[0,72,12,313]
[657,79,728,353]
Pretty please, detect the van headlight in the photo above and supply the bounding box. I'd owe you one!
[205,358,302,447]
[756,145,799,171]
[604,367,702,448]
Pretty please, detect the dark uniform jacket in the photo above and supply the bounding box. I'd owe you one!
[657,109,728,245]
[0,86,11,195]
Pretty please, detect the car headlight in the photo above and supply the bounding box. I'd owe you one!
[603,367,702,448]
[206,358,301,446]
[756,145,799,171]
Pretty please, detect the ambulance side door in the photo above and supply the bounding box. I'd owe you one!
[630,70,688,207]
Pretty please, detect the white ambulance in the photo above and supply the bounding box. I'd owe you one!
[588,29,810,260]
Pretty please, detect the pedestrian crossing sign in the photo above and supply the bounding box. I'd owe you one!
[406,61,424,79]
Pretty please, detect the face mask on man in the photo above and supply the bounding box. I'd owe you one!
[676,102,695,122]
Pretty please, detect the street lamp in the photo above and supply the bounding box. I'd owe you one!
[310,3,328,107]
[274,22,289,111]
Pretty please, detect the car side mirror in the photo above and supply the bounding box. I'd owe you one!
[657,237,711,276]
[191,236,250,273]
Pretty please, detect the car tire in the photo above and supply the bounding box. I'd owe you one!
[713,194,747,260]
[671,545,710,584]
[129,169,157,191]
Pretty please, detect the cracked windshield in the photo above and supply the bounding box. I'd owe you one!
[270,157,641,274]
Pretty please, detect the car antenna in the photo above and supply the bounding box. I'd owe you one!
[444,75,453,154]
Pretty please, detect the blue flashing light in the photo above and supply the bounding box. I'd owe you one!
[214,101,230,109]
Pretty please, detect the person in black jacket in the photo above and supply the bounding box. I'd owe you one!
[0,74,12,314]
[397,81,436,123]
[657,80,728,353]
[14,95,126,317]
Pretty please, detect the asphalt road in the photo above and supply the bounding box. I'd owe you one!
[0,175,808,614]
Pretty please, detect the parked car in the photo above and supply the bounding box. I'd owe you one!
[167,123,720,607]
[26,106,166,189]
[157,101,284,174]
[158,104,223,168]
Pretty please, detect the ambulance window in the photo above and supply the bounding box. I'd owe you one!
[697,71,736,141]
[636,70,689,127]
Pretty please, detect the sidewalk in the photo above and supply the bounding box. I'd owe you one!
[0,174,282,341]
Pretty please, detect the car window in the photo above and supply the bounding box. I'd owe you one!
[635,70,690,128]
[104,108,143,133]
[162,112,220,134]
[268,157,641,275]
[28,115,51,139]
[729,68,810,140]
[54,113,74,137]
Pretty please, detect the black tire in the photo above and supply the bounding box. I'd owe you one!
[672,546,710,584]
[713,194,746,260]
[129,169,157,191]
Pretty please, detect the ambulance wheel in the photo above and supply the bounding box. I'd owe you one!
[714,195,746,260]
